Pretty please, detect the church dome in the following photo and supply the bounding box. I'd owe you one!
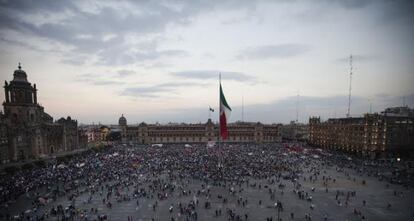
[119,114,127,126]
[13,63,28,82]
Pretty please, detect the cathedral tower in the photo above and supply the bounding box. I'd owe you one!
[3,63,43,160]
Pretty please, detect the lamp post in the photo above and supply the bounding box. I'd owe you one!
[275,201,282,221]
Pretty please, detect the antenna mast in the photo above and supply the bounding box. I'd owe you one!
[296,91,299,123]
[369,98,372,114]
[242,94,244,122]
[347,55,353,118]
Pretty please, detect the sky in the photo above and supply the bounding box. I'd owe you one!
[0,0,413,125]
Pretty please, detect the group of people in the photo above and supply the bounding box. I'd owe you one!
[0,142,412,220]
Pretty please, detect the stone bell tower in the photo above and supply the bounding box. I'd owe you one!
[3,63,42,160]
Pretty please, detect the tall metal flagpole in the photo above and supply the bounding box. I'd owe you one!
[347,55,353,118]
[218,73,222,173]
[242,93,244,122]
[218,73,221,150]
[296,90,299,123]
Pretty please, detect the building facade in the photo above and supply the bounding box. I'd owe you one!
[1,64,81,163]
[78,128,89,148]
[280,121,309,142]
[0,113,9,164]
[119,115,281,144]
[81,125,111,143]
[309,107,414,158]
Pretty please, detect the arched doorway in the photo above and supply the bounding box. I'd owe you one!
[18,150,25,160]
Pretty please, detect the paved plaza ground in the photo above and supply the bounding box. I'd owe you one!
[1,144,414,221]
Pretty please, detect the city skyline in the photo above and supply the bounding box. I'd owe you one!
[1,0,413,124]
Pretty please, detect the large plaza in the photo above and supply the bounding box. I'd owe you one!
[1,143,413,221]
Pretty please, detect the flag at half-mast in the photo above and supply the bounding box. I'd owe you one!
[219,81,232,140]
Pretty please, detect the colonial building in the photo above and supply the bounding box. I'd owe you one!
[119,115,281,144]
[309,107,414,158]
[1,64,81,162]
[78,128,89,148]
[0,113,9,164]
[280,121,309,142]
[81,124,111,143]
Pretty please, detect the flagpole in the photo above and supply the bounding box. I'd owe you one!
[218,73,221,150]
[218,73,223,175]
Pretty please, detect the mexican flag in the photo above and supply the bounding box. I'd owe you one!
[220,83,232,140]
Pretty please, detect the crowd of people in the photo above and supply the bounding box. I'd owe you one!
[0,142,413,220]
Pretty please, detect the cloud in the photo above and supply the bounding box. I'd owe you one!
[374,0,414,25]
[121,86,170,98]
[75,69,140,85]
[121,82,208,98]
[117,70,135,77]
[0,36,64,54]
[61,55,88,65]
[95,42,188,66]
[171,70,256,82]
[329,0,373,9]
[2,0,404,67]
[0,0,77,12]
[130,93,414,124]
[0,1,322,67]
[76,73,124,86]
[0,1,195,65]
[237,44,309,60]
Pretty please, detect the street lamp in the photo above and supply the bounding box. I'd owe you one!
[275,202,282,221]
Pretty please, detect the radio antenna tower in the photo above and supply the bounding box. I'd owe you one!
[242,93,244,122]
[369,98,373,114]
[347,55,353,118]
[296,91,299,123]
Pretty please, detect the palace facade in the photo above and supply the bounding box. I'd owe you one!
[280,121,309,142]
[308,107,414,158]
[0,64,81,163]
[118,115,281,144]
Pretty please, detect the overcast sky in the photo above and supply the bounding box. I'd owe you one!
[0,0,413,125]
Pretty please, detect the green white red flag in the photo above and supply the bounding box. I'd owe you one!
[220,82,231,140]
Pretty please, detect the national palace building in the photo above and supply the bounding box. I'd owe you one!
[118,115,282,144]
[0,64,82,163]
[308,106,414,158]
